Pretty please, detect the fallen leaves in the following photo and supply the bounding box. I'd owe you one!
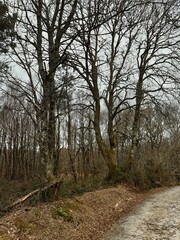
[0,184,160,240]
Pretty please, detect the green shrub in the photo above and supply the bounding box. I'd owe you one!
[51,206,73,222]
[118,158,176,190]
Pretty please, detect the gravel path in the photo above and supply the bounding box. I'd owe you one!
[104,186,180,240]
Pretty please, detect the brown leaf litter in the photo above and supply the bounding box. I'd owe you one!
[0,184,163,240]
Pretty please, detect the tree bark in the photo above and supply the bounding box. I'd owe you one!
[93,100,118,179]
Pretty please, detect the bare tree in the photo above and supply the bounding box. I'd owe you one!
[7,0,78,182]
[129,0,180,166]
[69,0,140,179]
[0,91,37,180]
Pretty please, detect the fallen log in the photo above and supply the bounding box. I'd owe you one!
[4,179,63,213]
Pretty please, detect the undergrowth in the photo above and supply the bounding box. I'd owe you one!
[117,161,177,190]
[0,162,178,218]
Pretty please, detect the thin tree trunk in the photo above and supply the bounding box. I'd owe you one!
[129,74,144,167]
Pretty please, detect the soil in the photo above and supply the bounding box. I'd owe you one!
[104,186,180,240]
[0,183,167,240]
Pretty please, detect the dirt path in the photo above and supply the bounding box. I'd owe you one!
[104,186,180,240]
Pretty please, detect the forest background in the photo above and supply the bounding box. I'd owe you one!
[0,0,179,199]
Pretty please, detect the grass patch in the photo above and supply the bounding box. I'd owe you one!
[0,237,10,240]
[62,201,83,212]
[13,217,37,233]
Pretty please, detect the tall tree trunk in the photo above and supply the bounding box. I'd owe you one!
[67,98,77,182]
[48,75,57,179]
[129,74,144,167]
[94,100,118,179]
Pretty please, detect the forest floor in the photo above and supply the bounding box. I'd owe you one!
[0,181,166,240]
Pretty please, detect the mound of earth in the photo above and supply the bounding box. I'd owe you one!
[0,184,162,240]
